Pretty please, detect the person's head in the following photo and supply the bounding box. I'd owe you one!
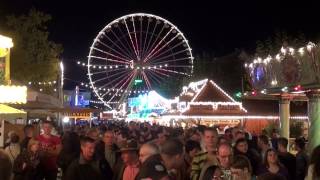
[42,121,53,135]
[203,127,218,151]
[103,130,114,146]
[23,125,34,138]
[235,130,246,141]
[271,129,278,138]
[139,143,159,164]
[235,138,248,154]
[218,136,228,145]
[202,165,223,180]
[27,138,40,153]
[10,133,19,144]
[0,150,12,180]
[87,128,99,141]
[310,145,320,178]
[224,128,233,139]
[80,136,96,161]
[257,173,286,180]
[185,140,201,159]
[157,132,168,146]
[277,137,288,153]
[217,143,233,169]
[258,135,269,149]
[294,137,306,152]
[160,138,184,170]
[190,132,201,142]
[264,148,279,167]
[120,139,139,165]
[231,155,252,180]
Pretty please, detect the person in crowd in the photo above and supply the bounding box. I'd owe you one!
[185,140,201,165]
[257,148,289,179]
[136,142,169,180]
[57,131,81,180]
[36,120,61,180]
[5,133,21,164]
[13,138,41,180]
[139,142,159,164]
[216,143,233,179]
[224,128,233,143]
[270,129,279,150]
[234,130,246,143]
[295,137,309,180]
[305,145,320,180]
[65,136,113,180]
[217,136,228,146]
[20,125,35,151]
[199,142,233,180]
[257,135,270,161]
[233,138,260,175]
[95,130,121,171]
[230,155,253,180]
[257,172,286,180]
[116,130,130,148]
[113,139,140,180]
[277,137,295,180]
[201,165,223,180]
[161,138,188,180]
[190,131,201,143]
[86,128,100,142]
[0,149,13,180]
[156,131,169,147]
[191,127,219,180]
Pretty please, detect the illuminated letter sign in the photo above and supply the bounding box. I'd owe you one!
[0,85,27,104]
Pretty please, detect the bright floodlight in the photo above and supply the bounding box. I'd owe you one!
[63,116,70,123]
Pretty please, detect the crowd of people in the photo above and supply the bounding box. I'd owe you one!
[0,119,318,180]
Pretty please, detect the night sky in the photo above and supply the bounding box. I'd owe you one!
[1,0,319,90]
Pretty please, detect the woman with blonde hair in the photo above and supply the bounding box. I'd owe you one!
[13,138,41,180]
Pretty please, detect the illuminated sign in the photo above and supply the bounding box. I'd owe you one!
[64,112,91,119]
[0,35,13,49]
[0,86,27,104]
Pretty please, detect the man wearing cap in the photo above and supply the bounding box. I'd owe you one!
[113,139,140,180]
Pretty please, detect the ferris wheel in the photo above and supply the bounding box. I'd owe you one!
[87,13,194,108]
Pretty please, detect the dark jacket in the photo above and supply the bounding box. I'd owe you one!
[135,154,168,180]
[20,137,31,151]
[13,150,41,180]
[65,155,113,180]
[278,151,296,180]
[112,160,125,180]
[296,151,309,180]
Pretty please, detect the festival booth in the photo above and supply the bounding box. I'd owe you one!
[162,79,247,130]
[162,79,308,134]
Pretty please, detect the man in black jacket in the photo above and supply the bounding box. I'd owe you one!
[95,130,121,171]
[65,136,113,180]
[295,138,309,180]
[277,137,296,180]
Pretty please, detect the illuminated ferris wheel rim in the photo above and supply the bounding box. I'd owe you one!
[87,13,194,108]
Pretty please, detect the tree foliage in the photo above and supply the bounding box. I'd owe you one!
[255,30,307,57]
[5,9,63,84]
